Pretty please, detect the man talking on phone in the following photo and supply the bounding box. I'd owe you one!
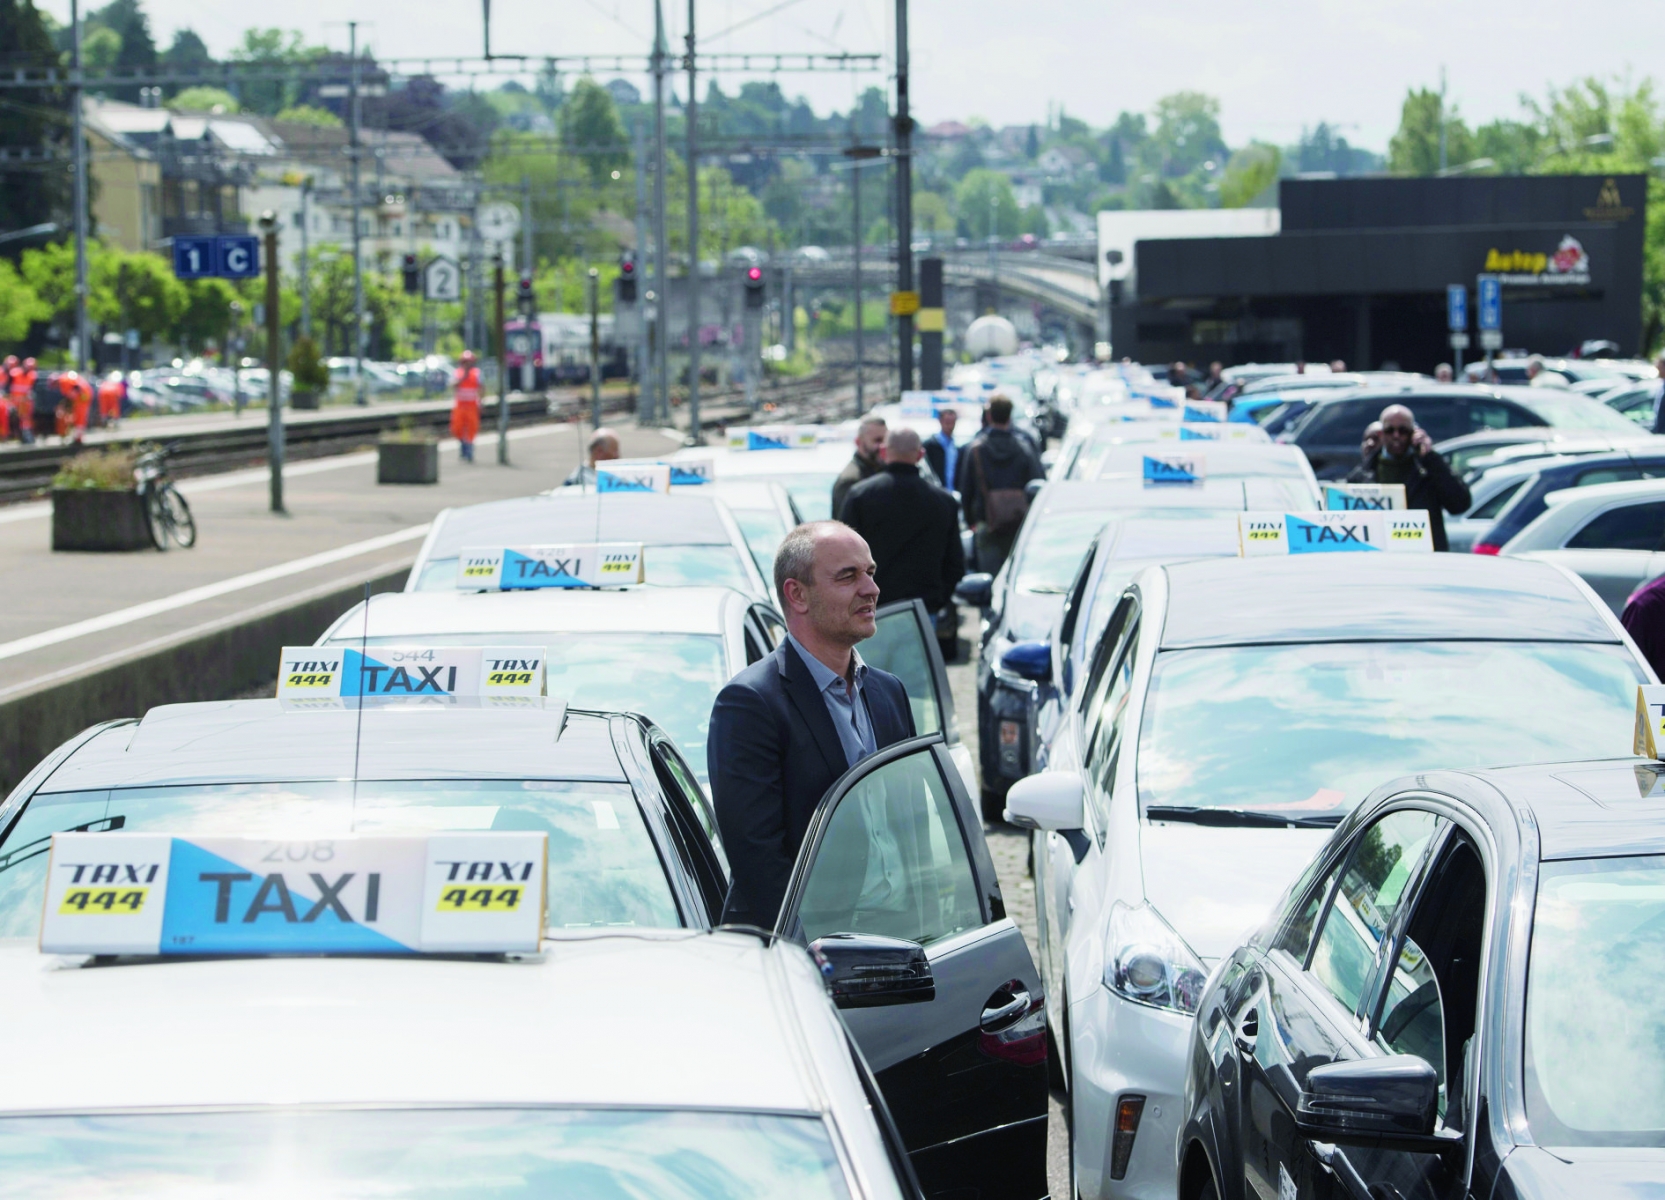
[1346,402,1470,550]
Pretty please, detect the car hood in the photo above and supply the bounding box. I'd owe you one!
[1004,590,1066,643]
[1140,822,1333,961]
[1501,1145,1665,1197]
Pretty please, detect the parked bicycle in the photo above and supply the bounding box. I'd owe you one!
[133,442,196,551]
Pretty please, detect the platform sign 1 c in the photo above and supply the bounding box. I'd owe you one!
[218,236,261,279]
[1446,284,1468,333]
[172,236,217,280]
[172,235,261,281]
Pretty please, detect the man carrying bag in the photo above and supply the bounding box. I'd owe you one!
[960,395,1044,577]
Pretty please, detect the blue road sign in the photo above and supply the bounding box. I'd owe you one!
[1478,274,1502,331]
[1447,284,1468,332]
[172,236,216,280]
[218,236,261,280]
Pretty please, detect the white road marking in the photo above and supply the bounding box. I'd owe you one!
[0,524,431,664]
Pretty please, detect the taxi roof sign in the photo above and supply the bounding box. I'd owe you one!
[1323,483,1407,511]
[1237,510,1433,556]
[595,463,671,494]
[459,543,645,590]
[1635,685,1665,759]
[40,831,548,956]
[1162,423,1271,443]
[604,457,714,486]
[1144,453,1206,486]
[727,425,820,451]
[277,645,547,701]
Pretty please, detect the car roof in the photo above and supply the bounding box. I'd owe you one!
[1543,476,1665,511]
[1089,442,1310,476]
[1436,759,1665,860]
[674,443,852,477]
[36,701,626,793]
[0,932,840,1115]
[426,494,740,559]
[1036,477,1314,514]
[1156,555,1620,648]
[321,587,745,641]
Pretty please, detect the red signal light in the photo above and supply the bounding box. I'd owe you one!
[747,267,763,281]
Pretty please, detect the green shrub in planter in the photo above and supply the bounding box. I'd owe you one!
[287,335,330,410]
[377,418,439,484]
[51,448,151,551]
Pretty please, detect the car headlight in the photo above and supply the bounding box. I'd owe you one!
[1103,901,1206,1015]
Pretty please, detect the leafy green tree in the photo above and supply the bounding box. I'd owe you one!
[954,170,1020,240]
[913,192,954,239]
[82,25,121,69]
[1219,142,1281,207]
[178,278,240,353]
[96,0,154,100]
[559,78,629,183]
[170,86,240,113]
[161,28,212,76]
[0,259,47,345]
[1150,92,1227,178]
[1387,87,1476,175]
[274,104,343,128]
[231,29,326,115]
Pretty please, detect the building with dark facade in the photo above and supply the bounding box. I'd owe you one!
[1111,174,1647,370]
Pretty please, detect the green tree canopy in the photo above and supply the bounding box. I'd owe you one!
[170,86,240,113]
[1219,142,1281,207]
[274,104,343,128]
[1387,87,1476,175]
[559,77,629,183]
[954,169,1020,240]
[0,259,47,345]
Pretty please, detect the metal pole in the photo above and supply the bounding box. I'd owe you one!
[633,122,650,418]
[349,22,367,406]
[893,0,914,393]
[263,216,285,513]
[853,159,864,415]
[521,174,535,392]
[588,267,602,428]
[70,0,89,376]
[494,252,509,463]
[652,1,670,429]
[684,0,703,443]
[299,179,312,339]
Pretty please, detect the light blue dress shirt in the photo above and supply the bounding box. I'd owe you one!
[932,431,959,491]
[787,635,878,767]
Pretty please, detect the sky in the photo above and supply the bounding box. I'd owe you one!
[50,0,1665,151]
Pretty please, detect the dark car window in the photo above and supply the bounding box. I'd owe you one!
[1470,478,1526,520]
[1270,856,1339,963]
[1405,398,1463,443]
[1308,809,1444,1016]
[1293,398,1375,446]
[1468,399,1539,433]
[1575,466,1643,488]
[1565,501,1665,551]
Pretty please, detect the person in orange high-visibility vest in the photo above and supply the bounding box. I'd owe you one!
[10,357,36,444]
[0,356,15,440]
[451,350,482,462]
[57,370,92,442]
[97,371,125,428]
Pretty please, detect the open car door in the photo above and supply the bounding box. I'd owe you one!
[775,734,1048,1199]
[863,600,977,797]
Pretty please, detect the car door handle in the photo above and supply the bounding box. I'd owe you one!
[980,988,1032,1033]
[1233,1009,1258,1054]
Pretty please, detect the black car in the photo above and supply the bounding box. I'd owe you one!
[1178,755,1665,1200]
[1281,385,1641,478]
[2,701,1047,1198]
[1472,443,1665,554]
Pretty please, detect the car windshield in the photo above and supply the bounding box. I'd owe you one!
[1526,854,1665,1146]
[325,632,728,773]
[1014,512,1110,593]
[776,473,840,522]
[729,507,789,581]
[416,545,754,595]
[0,1108,853,1198]
[1524,394,1640,433]
[1138,641,1643,821]
[0,779,681,937]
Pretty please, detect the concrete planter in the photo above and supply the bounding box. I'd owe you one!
[377,440,439,485]
[290,389,320,410]
[51,488,152,552]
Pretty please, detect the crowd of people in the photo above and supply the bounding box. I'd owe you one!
[0,357,125,445]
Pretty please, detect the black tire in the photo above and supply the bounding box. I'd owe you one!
[161,486,196,548]
[1196,1173,1219,1200]
[142,486,170,551]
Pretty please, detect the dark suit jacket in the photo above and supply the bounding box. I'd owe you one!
[707,639,917,927]
[839,462,965,612]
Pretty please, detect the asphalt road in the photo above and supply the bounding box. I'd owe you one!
[945,610,1072,1200]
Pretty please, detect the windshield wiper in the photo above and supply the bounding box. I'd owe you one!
[1144,805,1343,829]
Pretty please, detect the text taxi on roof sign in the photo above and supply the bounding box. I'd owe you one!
[1323,482,1407,510]
[277,644,548,702]
[726,425,822,451]
[1237,509,1433,555]
[601,457,715,487]
[1143,453,1206,486]
[457,542,645,590]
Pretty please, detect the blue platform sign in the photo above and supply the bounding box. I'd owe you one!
[172,236,216,280]
[1477,275,1502,331]
[217,236,261,279]
[1446,284,1467,332]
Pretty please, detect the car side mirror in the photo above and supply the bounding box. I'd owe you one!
[1024,479,1044,500]
[1297,1056,1439,1142]
[1003,771,1083,832]
[1001,640,1051,683]
[955,572,994,608]
[808,933,935,1009]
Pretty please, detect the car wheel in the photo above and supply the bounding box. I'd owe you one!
[1195,1174,1218,1200]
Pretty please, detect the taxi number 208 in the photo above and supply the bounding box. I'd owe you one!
[437,886,524,912]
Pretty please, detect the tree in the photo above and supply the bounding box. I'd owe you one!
[1294,123,1381,175]
[95,0,154,100]
[0,259,47,345]
[170,87,240,113]
[161,28,212,74]
[954,170,1020,240]
[275,104,342,128]
[558,77,628,183]
[1150,92,1227,178]
[1025,124,1039,160]
[0,0,69,239]
[1219,143,1281,207]
[83,25,121,69]
[913,192,954,239]
[231,28,325,116]
[1387,87,1476,175]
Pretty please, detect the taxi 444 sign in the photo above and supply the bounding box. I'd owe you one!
[276,645,547,702]
[1237,510,1432,555]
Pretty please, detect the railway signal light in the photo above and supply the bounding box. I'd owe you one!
[616,254,637,304]
[401,253,419,294]
[743,265,765,310]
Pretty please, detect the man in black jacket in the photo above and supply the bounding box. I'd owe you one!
[706,521,917,927]
[840,427,965,613]
[830,415,887,518]
[1346,403,1471,551]
[960,395,1045,576]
